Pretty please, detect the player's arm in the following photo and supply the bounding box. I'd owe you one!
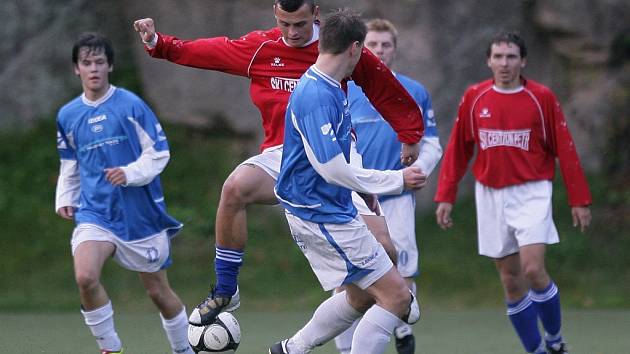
[133,17,261,76]
[107,101,171,187]
[544,91,592,231]
[55,125,80,220]
[434,90,476,205]
[294,107,425,194]
[350,49,424,164]
[411,86,442,177]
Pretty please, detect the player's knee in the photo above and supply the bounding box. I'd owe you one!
[221,175,252,206]
[379,284,411,317]
[75,270,100,292]
[522,263,547,286]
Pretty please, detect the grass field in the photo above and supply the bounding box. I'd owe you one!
[2,309,629,353]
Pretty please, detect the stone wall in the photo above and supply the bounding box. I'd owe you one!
[2,0,628,184]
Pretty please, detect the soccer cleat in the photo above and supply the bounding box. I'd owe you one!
[394,324,415,354]
[547,342,569,354]
[100,349,123,354]
[268,339,289,354]
[188,286,240,326]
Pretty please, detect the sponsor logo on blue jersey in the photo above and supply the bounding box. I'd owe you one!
[88,114,107,124]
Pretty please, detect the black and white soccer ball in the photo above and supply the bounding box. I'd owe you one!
[187,312,241,353]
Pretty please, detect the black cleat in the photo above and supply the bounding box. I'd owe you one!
[268,339,289,354]
[547,342,569,354]
[188,286,240,326]
[394,324,415,354]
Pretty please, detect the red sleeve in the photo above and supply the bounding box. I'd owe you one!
[434,89,477,203]
[544,91,592,206]
[146,30,274,77]
[350,49,423,144]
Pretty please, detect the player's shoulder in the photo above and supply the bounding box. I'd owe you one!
[57,95,84,121]
[396,72,428,93]
[242,27,283,43]
[523,78,555,97]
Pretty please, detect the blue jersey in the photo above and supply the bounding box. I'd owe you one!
[56,86,182,241]
[348,73,437,201]
[275,66,356,224]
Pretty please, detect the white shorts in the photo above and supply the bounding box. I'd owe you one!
[240,145,283,180]
[475,180,559,258]
[71,223,171,273]
[380,194,419,277]
[243,145,379,217]
[284,211,393,291]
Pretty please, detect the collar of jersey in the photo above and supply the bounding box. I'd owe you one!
[492,84,524,94]
[281,23,319,48]
[81,85,116,107]
[310,65,340,87]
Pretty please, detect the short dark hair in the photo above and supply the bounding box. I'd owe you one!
[274,0,316,12]
[319,8,366,55]
[486,31,527,58]
[72,32,114,65]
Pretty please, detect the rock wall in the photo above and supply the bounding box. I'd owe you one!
[2,0,628,184]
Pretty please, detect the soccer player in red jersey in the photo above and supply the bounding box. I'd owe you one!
[134,0,424,326]
[434,31,591,354]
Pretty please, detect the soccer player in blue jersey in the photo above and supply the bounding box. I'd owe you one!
[55,32,192,354]
[269,10,426,354]
[333,19,443,354]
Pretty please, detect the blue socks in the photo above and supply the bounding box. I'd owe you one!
[531,281,563,347]
[507,294,544,353]
[214,246,243,297]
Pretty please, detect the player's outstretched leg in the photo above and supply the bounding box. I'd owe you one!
[192,163,277,325]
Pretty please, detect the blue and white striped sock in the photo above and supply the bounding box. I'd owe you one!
[531,281,563,347]
[507,293,543,353]
[214,246,244,297]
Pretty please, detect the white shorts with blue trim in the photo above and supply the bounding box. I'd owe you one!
[380,194,419,277]
[284,211,393,291]
[71,223,171,273]
[475,180,559,258]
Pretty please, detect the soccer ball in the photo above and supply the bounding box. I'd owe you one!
[187,312,241,353]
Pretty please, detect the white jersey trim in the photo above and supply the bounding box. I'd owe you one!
[81,85,116,107]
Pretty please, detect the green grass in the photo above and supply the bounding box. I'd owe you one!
[1,309,629,353]
[1,119,629,312]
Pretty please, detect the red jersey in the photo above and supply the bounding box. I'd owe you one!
[435,79,591,207]
[147,27,423,152]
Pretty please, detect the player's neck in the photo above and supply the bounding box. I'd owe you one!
[83,84,111,102]
[314,55,348,82]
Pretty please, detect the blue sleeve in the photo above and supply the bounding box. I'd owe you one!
[294,105,344,165]
[413,85,439,138]
[132,98,170,152]
[56,119,76,160]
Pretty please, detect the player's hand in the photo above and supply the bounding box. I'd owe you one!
[400,142,420,166]
[57,206,75,220]
[571,206,591,233]
[436,202,454,230]
[104,167,127,186]
[402,166,427,190]
[359,193,381,216]
[133,18,157,44]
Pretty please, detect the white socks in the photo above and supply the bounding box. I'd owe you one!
[334,318,358,354]
[288,291,362,354]
[81,301,122,352]
[350,304,400,354]
[160,307,194,354]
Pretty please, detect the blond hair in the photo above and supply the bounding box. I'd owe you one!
[365,18,398,47]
